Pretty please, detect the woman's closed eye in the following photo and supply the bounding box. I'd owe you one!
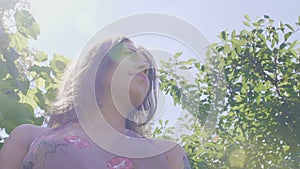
[143,69,149,76]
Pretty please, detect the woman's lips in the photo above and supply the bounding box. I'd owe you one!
[134,72,148,84]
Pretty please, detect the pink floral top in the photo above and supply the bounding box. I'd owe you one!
[21,124,171,169]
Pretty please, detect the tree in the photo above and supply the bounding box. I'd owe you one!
[1,1,299,167]
[158,15,300,168]
[0,0,69,147]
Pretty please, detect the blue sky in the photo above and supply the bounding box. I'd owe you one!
[30,0,300,58]
[28,0,300,133]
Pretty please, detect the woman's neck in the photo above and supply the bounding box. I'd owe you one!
[98,100,129,133]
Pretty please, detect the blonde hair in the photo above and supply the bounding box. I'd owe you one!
[46,36,158,135]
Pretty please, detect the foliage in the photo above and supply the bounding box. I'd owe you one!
[215,14,300,168]
[0,0,70,147]
[157,15,300,168]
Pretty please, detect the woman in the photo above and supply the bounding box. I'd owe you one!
[0,36,191,169]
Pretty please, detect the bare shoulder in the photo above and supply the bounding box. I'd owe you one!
[0,124,50,169]
[163,140,192,169]
[6,124,49,145]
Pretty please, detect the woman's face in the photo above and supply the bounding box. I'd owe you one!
[96,40,151,113]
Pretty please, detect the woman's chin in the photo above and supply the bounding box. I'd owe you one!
[128,83,148,106]
[129,93,146,109]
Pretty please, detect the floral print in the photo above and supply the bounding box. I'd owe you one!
[106,157,134,169]
[25,135,138,169]
[64,136,91,149]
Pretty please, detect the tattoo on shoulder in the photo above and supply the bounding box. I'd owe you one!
[183,154,191,169]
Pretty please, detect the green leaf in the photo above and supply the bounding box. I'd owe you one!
[174,52,182,59]
[50,54,70,76]
[279,43,287,49]
[221,31,227,40]
[159,119,163,126]
[241,84,247,94]
[35,89,46,110]
[18,79,30,95]
[231,30,236,39]
[229,149,247,167]
[244,14,251,22]
[14,10,40,40]
[224,44,231,53]
[0,78,28,96]
[235,95,243,102]
[231,39,247,46]
[165,120,169,125]
[284,32,292,41]
[0,79,11,89]
[257,19,265,25]
[36,51,48,62]
[271,38,276,48]
[243,21,251,27]
[0,93,40,133]
[3,48,20,62]
[263,15,270,19]
[285,24,295,32]
[273,32,279,44]
[9,32,28,51]
[28,65,52,79]
[256,95,262,104]
[179,65,190,70]
[1,89,20,101]
[35,77,45,89]
[194,63,200,70]
[20,88,38,109]
[279,21,284,31]
[289,48,297,57]
[6,61,20,78]
[46,87,58,101]
[180,58,197,65]
[0,62,8,79]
